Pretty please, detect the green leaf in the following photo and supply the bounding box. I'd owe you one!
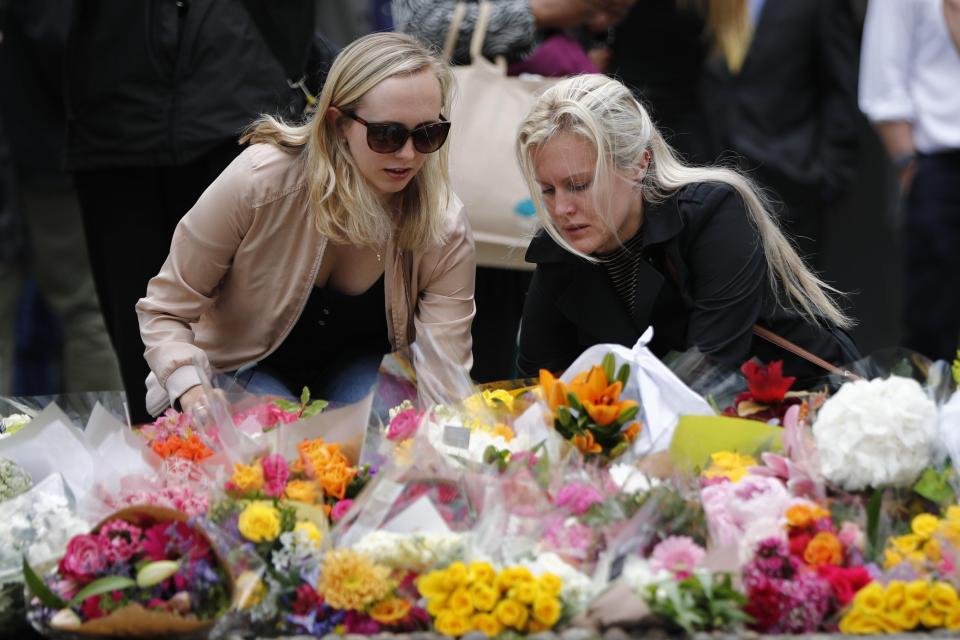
[913,467,956,506]
[615,404,640,426]
[68,575,136,607]
[301,399,329,418]
[22,556,66,609]
[602,353,616,383]
[300,386,310,406]
[865,488,884,561]
[616,363,630,387]
[273,399,300,413]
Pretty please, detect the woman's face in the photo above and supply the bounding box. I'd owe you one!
[336,69,443,197]
[534,132,644,255]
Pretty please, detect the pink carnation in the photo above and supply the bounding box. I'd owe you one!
[233,403,299,430]
[261,453,290,498]
[331,499,354,522]
[60,534,107,579]
[555,482,604,516]
[387,408,423,441]
[98,520,143,565]
[650,536,706,579]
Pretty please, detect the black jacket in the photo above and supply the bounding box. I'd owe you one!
[64,0,309,170]
[517,182,858,383]
[700,0,860,204]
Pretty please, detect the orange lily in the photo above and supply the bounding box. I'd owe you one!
[539,369,568,411]
[623,421,642,442]
[572,431,602,455]
[571,369,638,427]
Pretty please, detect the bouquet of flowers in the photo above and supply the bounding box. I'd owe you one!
[538,353,642,459]
[25,505,232,637]
[0,412,30,439]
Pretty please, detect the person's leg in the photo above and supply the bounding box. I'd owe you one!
[308,350,386,405]
[902,153,960,360]
[21,175,122,392]
[74,168,175,423]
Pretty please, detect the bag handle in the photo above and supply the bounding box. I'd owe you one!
[470,1,493,62]
[662,254,860,380]
[442,2,469,61]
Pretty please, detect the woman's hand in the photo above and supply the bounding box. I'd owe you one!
[178,385,208,415]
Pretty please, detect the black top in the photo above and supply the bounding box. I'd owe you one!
[260,274,391,393]
[517,182,859,384]
[598,229,645,318]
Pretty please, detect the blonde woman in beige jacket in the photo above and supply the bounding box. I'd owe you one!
[136,33,476,418]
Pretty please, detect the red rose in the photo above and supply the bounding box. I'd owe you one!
[789,532,812,558]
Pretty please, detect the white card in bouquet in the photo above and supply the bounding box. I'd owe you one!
[0,402,95,497]
[383,494,453,535]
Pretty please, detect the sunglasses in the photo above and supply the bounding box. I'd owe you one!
[339,110,451,154]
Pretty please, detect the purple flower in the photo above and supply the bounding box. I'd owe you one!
[261,453,290,498]
[555,482,604,515]
[650,536,706,579]
[344,610,381,634]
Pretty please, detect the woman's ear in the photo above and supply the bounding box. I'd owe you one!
[632,149,652,185]
[325,106,341,127]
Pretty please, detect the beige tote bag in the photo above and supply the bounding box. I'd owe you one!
[443,1,555,269]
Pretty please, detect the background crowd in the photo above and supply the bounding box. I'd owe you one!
[0,0,955,425]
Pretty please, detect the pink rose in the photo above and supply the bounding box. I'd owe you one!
[261,453,290,498]
[330,499,354,522]
[555,482,604,516]
[387,408,422,441]
[60,534,107,579]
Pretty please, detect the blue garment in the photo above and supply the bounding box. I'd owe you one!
[749,0,766,25]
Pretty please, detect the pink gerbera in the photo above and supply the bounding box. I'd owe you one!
[650,536,706,579]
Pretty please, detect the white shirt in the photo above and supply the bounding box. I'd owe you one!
[859,0,960,153]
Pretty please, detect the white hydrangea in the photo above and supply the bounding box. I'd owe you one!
[812,376,936,491]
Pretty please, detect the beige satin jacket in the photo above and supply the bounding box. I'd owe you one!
[137,143,476,416]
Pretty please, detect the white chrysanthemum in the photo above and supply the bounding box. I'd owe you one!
[520,551,596,608]
[812,376,936,490]
[352,530,464,571]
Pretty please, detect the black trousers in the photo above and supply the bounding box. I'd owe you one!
[902,151,960,361]
[73,140,242,423]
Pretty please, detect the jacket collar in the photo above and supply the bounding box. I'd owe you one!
[525,194,685,344]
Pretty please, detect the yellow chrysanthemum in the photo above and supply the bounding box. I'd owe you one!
[448,587,475,618]
[510,580,540,605]
[912,513,941,540]
[939,520,960,547]
[884,549,904,571]
[533,594,562,627]
[443,562,470,590]
[494,598,526,630]
[891,533,923,555]
[237,501,281,543]
[317,549,390,611]
[946,505,960,524]
[924,537,943,563]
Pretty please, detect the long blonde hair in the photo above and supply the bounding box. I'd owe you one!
[240,32,453,250]
[516,74,852,329]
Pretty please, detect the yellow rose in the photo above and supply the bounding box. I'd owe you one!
[538,573,563,597]
[912,513,941,539]
[448,587,475,618]
[533,595,562,627]
[370,596,412,625]
[945,505,960,523]
[886,580,906,610]
[237,501,281,542]
[879,610,905,634]
[471,583,499,612]
[889,605,921,631]
[940,520,960,547]
[839,610,882,635]
[471,613,503,638]
[891,533,922,555]
[906,580,931,608]
[854,582,886,614]
[294,521,323,548]
[317,463,355,501]
[418,571,451,600]
[496,566,533,592]
[434,610,473,637]
[469,561,495,585]
[284,479,319,504]
[494,598,526,629]
[427,596,449,617]
[925,538,943,563]
[931,582,959,613]
[946,603,960,630]
[510,580,540,605]
[921,606,946,629]
[229,462,264,493]
[443,562,470,590]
